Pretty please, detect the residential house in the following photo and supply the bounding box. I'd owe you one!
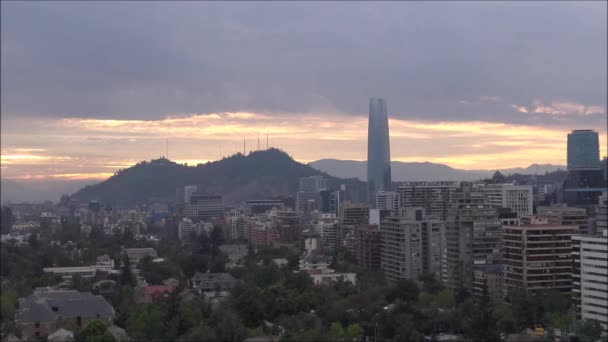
[15,289,114,340]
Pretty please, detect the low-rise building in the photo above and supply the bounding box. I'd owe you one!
[189,272,240,293]
[136,285,176,304]
[15,289,114,340]
[310,272,356,286]
[219,244,249,267]
[124,248,158,265]
[43,263,116,280]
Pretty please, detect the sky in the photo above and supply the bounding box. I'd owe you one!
[1,1,607,183]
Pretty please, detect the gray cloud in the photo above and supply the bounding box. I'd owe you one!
[1,1,606,128]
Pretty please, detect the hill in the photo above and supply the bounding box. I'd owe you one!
[309,159,566,182]
[71,149,365,207]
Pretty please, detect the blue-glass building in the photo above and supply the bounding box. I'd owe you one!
[568,130,600,170]
[367,98,392,207]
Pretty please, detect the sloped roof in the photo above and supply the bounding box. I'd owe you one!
[15,290,114,324]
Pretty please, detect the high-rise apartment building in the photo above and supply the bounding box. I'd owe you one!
[537,204,588,235]
[477,183,533,217]
[350,225,381,269]
[503,217,578,297]
[367,98,392,207]
[597,192,608,233]
[339,204,370,244]
[443,183,501,290]
[312,212,339,251]
[571,229,608,333]
[397,182,458,221]
[178,218,194,242]
[380,208,445,281]
[567,129,600,171]
[269,209,301,244]
[376,191,398,211]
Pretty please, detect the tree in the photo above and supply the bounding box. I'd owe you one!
[127,304,166,341]
[467,281,500,342]
[431,289,455,309]
[75,320,116,342]
[577,319,603,339]
[0,289,17,324]
[386,280,419,303]
[344,323,364,341]
[210,306,247,342]
[120,253,136,286]
[178,326,216,342]
[71,273,87,292]
[28,231,39,249]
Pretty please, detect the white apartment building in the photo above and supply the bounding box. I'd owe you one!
[572,229,608,332]
[477,183,533,217]
[376,191,398,211]
[178,218,194,242]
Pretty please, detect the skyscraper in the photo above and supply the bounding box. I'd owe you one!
[567,129,600,170]
[367,97,392,207]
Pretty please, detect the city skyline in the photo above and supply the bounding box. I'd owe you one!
[1,1,607,182]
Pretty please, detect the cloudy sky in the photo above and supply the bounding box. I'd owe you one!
[1,1,606,182]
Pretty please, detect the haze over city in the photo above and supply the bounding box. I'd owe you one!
[1,1,606,188]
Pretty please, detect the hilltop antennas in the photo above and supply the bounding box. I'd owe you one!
[166,139,169,160]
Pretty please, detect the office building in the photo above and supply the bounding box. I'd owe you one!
[567,129,600,170]
[477,183,533,217]
[443,183,501,290]
[182,191,224,221]
[320,189,341,216]
[503,217,578,297]
[537,204,588,235]
[367,97,392,207]
[243,199,284,216]
[397,182,458,221]
[571,229,608,332]
[561,169,606,209]
[299,175,327,193]
[381,207,445,281]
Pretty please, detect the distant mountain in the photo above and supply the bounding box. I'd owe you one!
[309,159,566,182]
[1,179,96,204]
[71,149,365,207]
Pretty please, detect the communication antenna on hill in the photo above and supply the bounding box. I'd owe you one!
[166,139,169,160]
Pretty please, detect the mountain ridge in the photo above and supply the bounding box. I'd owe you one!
[309,159,566,182]
[69,149,365,207]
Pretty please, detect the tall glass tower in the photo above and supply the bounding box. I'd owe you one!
[567,129,600,170]
[367,97,392,207]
